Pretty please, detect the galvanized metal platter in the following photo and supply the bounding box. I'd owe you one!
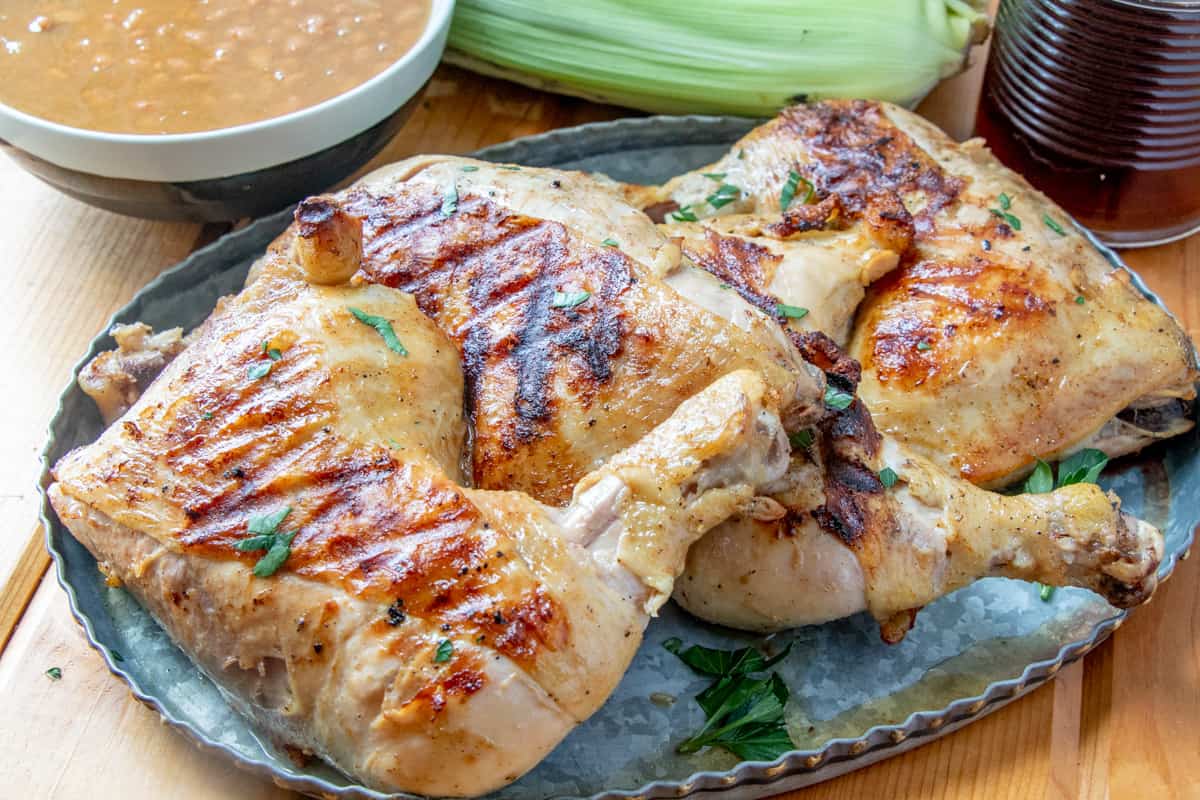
[39,116,1199,800]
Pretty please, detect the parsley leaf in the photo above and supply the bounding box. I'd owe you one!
[551,290,591,309]
[1043,214,1067,235]
[247,362,271,380]
[999,192,1012,210]
[701,172,727,181]
[916,340,932,351]
[261,340,281,360]
[663,639,795,761]
[434,639,454,662]
[239,506,297,578]
[1020,449,1108,496]
[776,303,809,320]
[663,638,792,677]
[45,667,62,681]
[348,306,408,356]
[1037,583,1056,602]
[461,165,480,172]
[670,206,699,223]
[1057,449,1109,487]
[1075,295,1086,305]
[990,208,1023,231]
[252,531,296,578]
[789,429,814,450]
[1022,460,1054,494]
[879,467,898,488]
[824,384,854,411]
[779,170,814,211]
[706,183,741,209]
[248,506,292,536]
[601,238,620,247]
[441,182,458,217]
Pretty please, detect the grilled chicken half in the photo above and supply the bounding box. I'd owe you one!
[49,222,790,796]
[627,100,1194,632]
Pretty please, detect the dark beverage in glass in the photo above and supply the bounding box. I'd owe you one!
[977,0,1200,248]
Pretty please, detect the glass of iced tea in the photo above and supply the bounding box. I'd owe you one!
[977,0,1200,248]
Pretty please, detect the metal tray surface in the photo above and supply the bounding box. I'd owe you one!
[39,115,1199,800]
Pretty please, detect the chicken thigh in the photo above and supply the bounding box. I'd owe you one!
[49,227,790,796]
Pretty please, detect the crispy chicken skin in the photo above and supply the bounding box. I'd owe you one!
[50,221,789,796]
[639,100,1197,486]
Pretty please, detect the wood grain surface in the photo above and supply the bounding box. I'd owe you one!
[0,61,1196,800]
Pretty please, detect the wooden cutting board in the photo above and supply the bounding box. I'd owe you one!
[0,57,1197,800]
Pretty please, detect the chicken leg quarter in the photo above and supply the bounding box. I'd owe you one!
[49,231,790,795]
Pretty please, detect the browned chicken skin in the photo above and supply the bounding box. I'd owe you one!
[51,215,791,795]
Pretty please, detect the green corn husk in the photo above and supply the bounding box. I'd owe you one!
[446,0,990,115]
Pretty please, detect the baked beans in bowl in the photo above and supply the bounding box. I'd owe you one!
[0,0,453,220]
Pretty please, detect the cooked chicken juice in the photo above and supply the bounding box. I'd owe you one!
[0,0,429,134]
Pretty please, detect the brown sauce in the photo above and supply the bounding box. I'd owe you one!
[0,0,430,134]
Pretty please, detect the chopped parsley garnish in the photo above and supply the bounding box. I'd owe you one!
[261,340,281,361]
[551,290,591,309]
[670,205,699,223]
[109,649,124,663]
[237,506,296,578]
[461,165,480,172]
[247,362,272,380]
[701,172,727,181]
[497,165,521,171]
[776,303,809,320]
[45,667,62,681]
[348,307,408,356]
[1056,448,1109,487]
[1021,449,1108,494]
[878,467,898,488]
[1022,459,1054,494]
[999,192,1013,210]
[1036,583,1056,602]
[601,238,620,247]
[441,182,458,217]
[201,411,214,420]
[916,340,932,351]
[990,208,1022,230]
[663,638,792,676]
[1075,295,1086,305]
[706,183,741,209]
[789,429,814,450]
[737,149,746,160]
[1043,214,1067,235]
[434,640,454,663]
[662,638,795,760]
[779,170,814,211]
[824,384,854,411]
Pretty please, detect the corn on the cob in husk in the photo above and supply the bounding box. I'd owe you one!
[446,0,990,115]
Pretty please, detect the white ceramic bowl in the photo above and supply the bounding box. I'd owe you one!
[0,0,454,220]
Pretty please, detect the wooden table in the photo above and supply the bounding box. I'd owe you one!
[0,59,1197,799]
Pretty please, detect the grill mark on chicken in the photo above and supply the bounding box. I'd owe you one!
[864,256,1058,390]
[342,186,634,449]
[90,307,570,666]
[779,100,964,237]
[678,229,784,319]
